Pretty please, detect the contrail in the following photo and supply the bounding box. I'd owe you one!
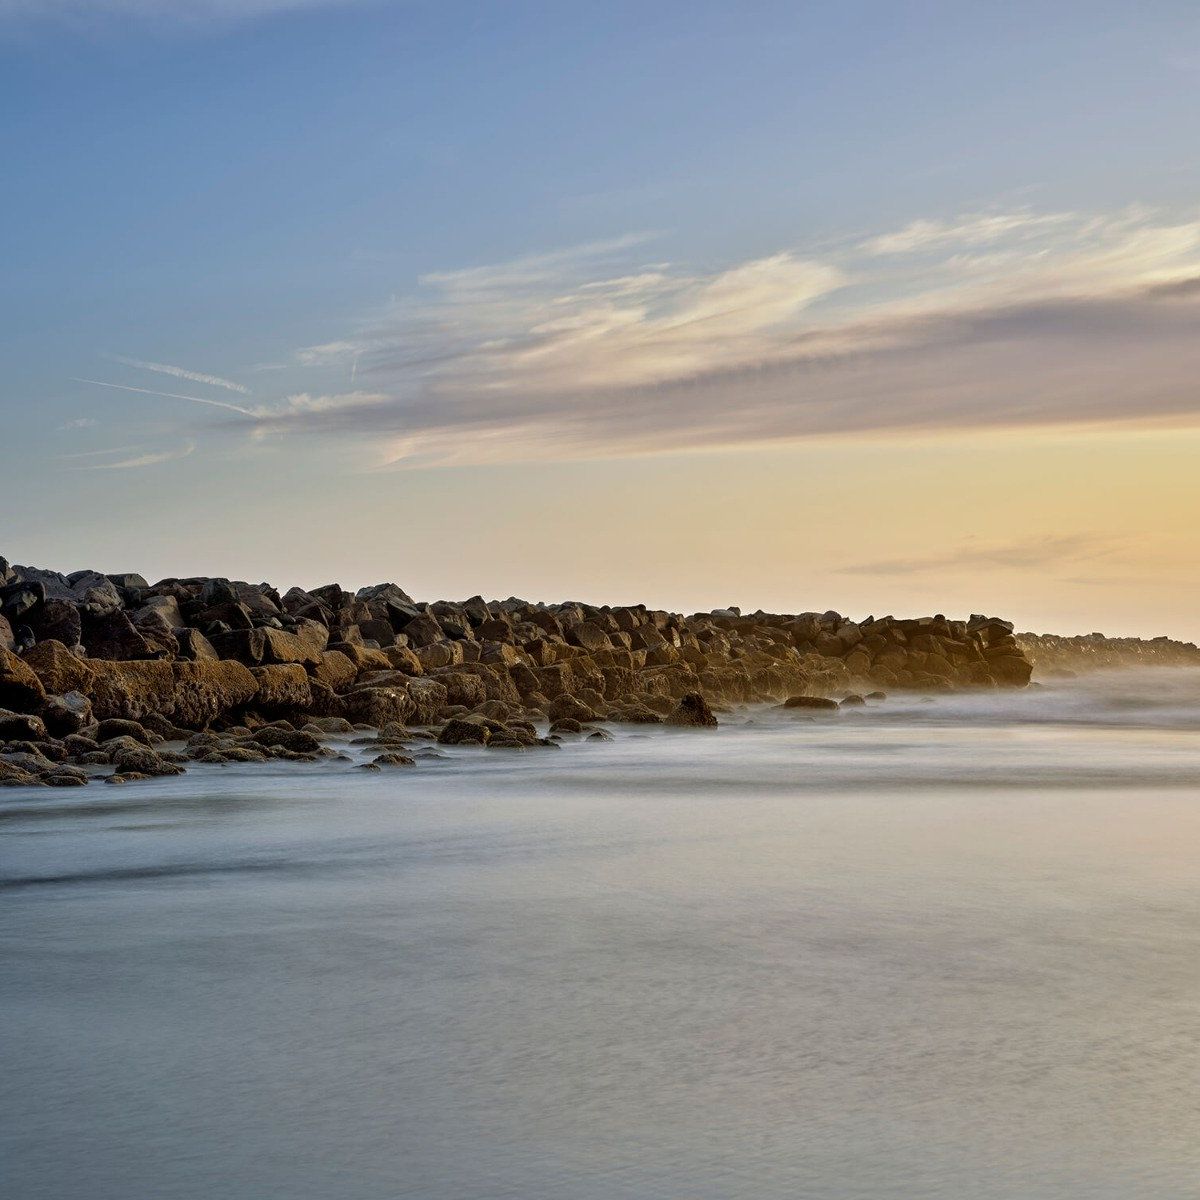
[106,354,251,395]
[71,378,257,417]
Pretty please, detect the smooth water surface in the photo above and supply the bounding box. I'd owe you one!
[3,670,1200,1199]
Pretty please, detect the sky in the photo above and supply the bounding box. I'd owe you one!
[2,1,1199,638]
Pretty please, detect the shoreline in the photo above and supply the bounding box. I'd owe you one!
[2,555,1195,789]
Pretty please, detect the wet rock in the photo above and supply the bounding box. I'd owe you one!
[0,647,46,711]
[840,693,866,706]
[97,718,153,745]
[21,640,96,695]
[106,771,151,785]
[372,752,415,767]
[437,718,490,746]
[547,694,602,724]
[40,691,92,736]
[250,727,322,754]
[664,692,718,728]
[110,742,186,777]
[0,709,48,741]
[781,694,840,710]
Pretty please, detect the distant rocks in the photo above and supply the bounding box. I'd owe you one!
[1018,630,1200,676]
[0,552,1043,788]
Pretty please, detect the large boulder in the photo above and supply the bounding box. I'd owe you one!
[21,640,95,695]
[40,691,93,736]
[338,685,415,728]
[171,660,259,727]
[405,676,448,725]
[0,709,48,741]
[87,660,175,721]
[0,647,46,711]
[250,664,313,713]
[664,692,718,728]
[81,609,155,660]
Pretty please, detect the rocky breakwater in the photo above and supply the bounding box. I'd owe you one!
[1017,630,1200,677]
[1,554,1032,788]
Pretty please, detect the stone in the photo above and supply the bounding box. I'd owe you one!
[437,718,490,746]
[664,692,718,728]
[0,709,47,741]
[781,695,840,710]
[250,727,322,753]
[110,742,186,777]
[372,752,415,767]
[21,640,95,695]
[251,664,313,712]
[546,694,601,724]
[40,691,92,736]
[81,609,155,660]
[170,660,259,728]
[0,647,46,711]
[338,686,416,729]
[97,717,153,744]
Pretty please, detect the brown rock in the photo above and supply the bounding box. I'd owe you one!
[0,647,47,711]
[664,692,718,728]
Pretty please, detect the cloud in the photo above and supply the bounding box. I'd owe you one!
[838,534,1129,577]
[64,441,196,470]
[860,209,1077,255]
[57,416,98,430]
[106,354,250,395]
[72,377,255,416]
[225,204,1200,467]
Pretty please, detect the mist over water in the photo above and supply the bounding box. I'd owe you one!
[3,669,1200,1199]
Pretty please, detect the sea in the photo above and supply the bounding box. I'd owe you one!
[3,668,1199,1199]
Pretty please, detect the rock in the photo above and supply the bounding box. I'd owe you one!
[372,752,415,767]
[96,718,153,744]
[170,660,258,727]
[0,759,42,786]
[587,729,614,741]
[175,627,219,661]
[546,694,602,724]
[437,718,490,746]
[106,572,150,592]
[781,694,840,710]
[0,709,48,741]
[40,691,93,736]
[0,647,47,711]
[0,612,13,652]
[44,769,89,787]
[338,686,415,729]
[250,727,322,753]
[27,598,82,648]
[105,772,151,785]
[840,693,866,706]
[81,609,155,660]
[305,716,355,734]
[309,650,357,691]
[548,717,583,734]
[664,692,718,728]
[21,640,95,695]
[250,664,313,713]
[87,660,175,722]
[110,742,186,777]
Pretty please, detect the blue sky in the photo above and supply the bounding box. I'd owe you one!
[3,2,1200,635]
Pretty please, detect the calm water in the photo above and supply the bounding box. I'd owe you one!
[3,670,1200,1199]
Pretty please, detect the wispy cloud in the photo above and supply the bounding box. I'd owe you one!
[62,441,196,470]
[838,534,1129,577]
[72,377,255,416]
[859,209,1077,255]
[57,416,98,430]
[229,204,1200,467]
[106,354,250,395]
